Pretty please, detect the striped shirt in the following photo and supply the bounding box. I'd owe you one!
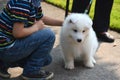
[0,0,43,48]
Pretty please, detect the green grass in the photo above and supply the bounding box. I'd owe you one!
[45,0,120,32]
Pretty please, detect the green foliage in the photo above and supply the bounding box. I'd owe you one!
[45,0,73,10]
[110,0,120,32]
[45,0,120,32]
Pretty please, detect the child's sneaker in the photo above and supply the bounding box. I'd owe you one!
[21,70,54,80]
[0,67,10,78]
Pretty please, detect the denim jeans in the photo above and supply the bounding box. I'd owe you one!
[0,28,55,75]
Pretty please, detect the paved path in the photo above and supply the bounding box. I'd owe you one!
[0,1,120,80]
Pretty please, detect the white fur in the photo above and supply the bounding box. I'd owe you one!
[60,13,99,69]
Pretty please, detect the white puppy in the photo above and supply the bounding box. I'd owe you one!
[60,13,99,69]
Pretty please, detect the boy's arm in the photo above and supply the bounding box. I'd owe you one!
[12,20,44,39]
[41,16,63,26]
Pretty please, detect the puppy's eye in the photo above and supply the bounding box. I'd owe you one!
[73,29,77,32]
[82,30,85,33]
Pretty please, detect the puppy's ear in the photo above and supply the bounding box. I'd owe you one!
[85,18,93,29]
[88,19,93,26]
[69,19,73,23]
[69,19,78,24]
[85,14,93,26]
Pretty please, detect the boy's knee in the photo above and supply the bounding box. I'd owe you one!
[29,28,55,43]
[49,31,55,42]
[45,28,55,43]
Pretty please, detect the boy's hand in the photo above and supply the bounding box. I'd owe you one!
[34,20,45,31]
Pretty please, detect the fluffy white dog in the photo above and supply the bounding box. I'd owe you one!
[60,13,99,69]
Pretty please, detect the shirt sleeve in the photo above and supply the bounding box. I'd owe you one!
[36,6,44,20]
[9,1,30,23]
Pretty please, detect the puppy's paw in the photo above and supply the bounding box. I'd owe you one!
[84,61,94,68]
[92,58,96,64]
[65,63,75,70]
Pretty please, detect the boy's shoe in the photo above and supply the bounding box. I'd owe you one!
[21,70,54,80]
[0,67,10,78]
[96,32,114,43]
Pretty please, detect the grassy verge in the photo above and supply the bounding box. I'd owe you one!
[45,0,120,32]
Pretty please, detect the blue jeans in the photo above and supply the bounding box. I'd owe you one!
[0,28,55,75]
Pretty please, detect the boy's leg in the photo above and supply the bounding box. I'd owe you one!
[22,28,55,79]
[0,28,55,78]
[0,28,55,62]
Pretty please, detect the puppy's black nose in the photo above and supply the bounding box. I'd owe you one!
[77,39,82,42]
